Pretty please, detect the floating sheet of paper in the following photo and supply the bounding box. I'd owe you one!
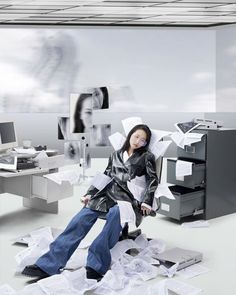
[0,284,16,295]
[166,278,202,295]
[149,140,172,160]
[171,132,204,150]
[149,129,173,148]
[90,172,112,191]
[181,220,209,228]
[160,262,179,278]
[176,160,192,178]
[177,264,210,279]
[109,132,126,151]
[127,180,145,202]
[43,169,80,185]
[117,201,136,226]
[155,184,175,200]
[122,117,143,136]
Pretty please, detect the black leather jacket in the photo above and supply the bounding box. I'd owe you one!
[85,149,158,227]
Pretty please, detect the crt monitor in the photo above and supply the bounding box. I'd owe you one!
[0,121,18,153]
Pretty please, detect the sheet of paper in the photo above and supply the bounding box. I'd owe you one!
[176,160,192,177]
[122,117,143,136]
[160,263,179,278]
[38,274,79,295]
[166,278,202,295]
[43,169,80,185]
[149,129,172,149]
[111,239,139,262]
[155,184,175,200]
[149,140,172,160]
[90,172,112,191]
[127,180,145,202]
[38,154,65,169]
[34,150,48,160]
[18,283,46,295]
[117,201,136,226]
[181,220,209,228]
[177,264,210,279]
[0,284,16,295]
[171,132,185,149]
[171,132,204,150]
[108,132,126,150]
[13,147,37,155]
[124,258,158,281]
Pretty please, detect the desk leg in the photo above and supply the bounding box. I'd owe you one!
[23,198,58,214]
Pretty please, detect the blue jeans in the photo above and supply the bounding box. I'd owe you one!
[36,206,122,275]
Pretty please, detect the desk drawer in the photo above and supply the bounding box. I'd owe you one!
[32,175,73,203]
[167,159,205,189]
[158,186,204,220]
[177,135,206,161]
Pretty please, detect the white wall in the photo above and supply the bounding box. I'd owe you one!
[216,24,236,112]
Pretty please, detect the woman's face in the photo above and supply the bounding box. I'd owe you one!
[80,96,93,129]
[129,129,147,150]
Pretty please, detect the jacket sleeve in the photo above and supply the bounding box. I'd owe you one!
[142,153,158,206]
[84,153,113,197]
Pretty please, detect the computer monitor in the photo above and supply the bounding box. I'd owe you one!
[0,121,18,153]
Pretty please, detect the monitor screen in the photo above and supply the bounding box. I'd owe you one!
[0,121,18,152]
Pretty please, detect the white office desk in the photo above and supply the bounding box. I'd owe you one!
[0,167,73,214]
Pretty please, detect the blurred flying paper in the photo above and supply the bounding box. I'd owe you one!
[122,117,143,135]
[149,129,172,148]
[108,132,126,150]
[155,184,175,200]
[90,172,112,191]
[149,140,172,160]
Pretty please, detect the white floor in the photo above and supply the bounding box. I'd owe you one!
[0,160,236,294]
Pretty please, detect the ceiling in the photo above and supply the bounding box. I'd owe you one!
[1,0,236,27]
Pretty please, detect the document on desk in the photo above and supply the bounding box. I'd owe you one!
[155,183,175,200]
[38,154,65,169]
[43,169,80,185]
[149,140,172,160]
[176,160,193,179]
[90,172,112,191]
[108,132,126,151]
[13,147,37,155]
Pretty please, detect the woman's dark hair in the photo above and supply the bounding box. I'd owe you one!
[121,124,152,153]
[73,93,92,133]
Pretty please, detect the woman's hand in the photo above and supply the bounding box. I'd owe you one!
[141,205,151,216]
[80,195,91,206]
